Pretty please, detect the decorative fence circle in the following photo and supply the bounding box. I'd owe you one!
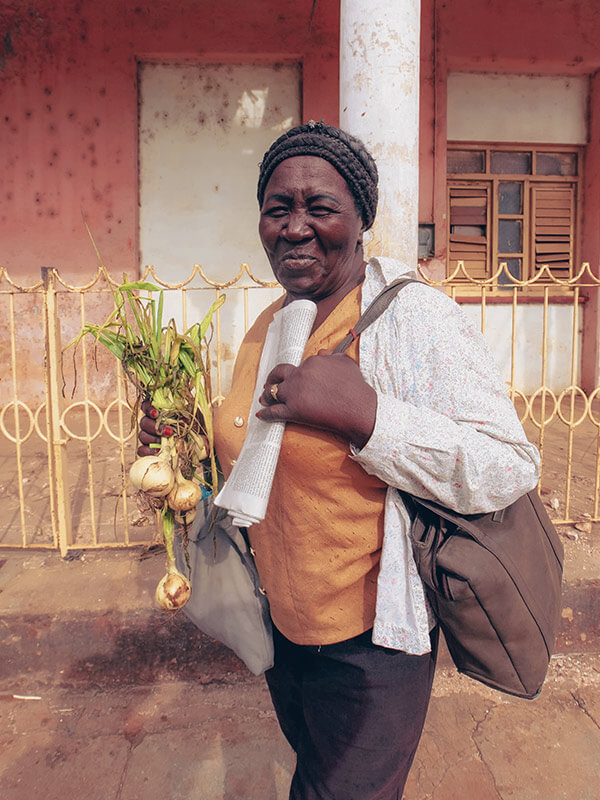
[0,400,35,444]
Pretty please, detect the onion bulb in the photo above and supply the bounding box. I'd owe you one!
[167,469,203,513]
[155,566,192,610]
[155,506,191,610]
[129,440,175,497]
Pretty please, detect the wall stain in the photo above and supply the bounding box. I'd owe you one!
[1,30,14,70]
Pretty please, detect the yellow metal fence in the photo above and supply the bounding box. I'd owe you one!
[1,262,599,554]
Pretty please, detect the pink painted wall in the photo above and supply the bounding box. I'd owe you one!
[440,0,600,76]
[0,0,339,282]
[5,0,598,280]
[581,72,600,391]
[3,0,600,393]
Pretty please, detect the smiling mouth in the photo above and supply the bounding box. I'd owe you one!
[280,253,317,264]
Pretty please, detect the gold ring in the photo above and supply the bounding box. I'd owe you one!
[270,383,279,401]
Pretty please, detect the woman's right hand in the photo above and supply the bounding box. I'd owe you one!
[137,400,173,457]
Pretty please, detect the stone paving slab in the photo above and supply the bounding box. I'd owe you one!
[407,659,600,800]
[1,654,598,800]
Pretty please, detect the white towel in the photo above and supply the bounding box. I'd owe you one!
[214,299,317,527]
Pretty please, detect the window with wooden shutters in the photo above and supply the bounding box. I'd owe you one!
[448,184,489,280]
[446,145,581,286]
[531,184,575,279]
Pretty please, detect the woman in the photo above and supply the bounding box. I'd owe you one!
[140,122,540,799]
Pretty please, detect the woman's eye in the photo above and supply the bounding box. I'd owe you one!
[264,207,288,218]
[310,206,333,217]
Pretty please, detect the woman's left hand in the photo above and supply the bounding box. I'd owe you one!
[257,351,377,449]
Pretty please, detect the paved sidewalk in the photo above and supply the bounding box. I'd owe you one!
[1,655,598,800]
[1,539,599,799]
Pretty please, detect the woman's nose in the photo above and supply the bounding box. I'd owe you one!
[283,210,312,240]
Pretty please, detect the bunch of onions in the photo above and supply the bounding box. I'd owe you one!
[65,257,224,611]
[128,442,207,609]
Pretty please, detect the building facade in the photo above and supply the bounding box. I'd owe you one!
[2,0,600,391]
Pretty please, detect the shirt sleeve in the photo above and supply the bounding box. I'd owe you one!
[351,285,540,514]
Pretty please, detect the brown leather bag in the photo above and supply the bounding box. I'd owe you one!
[336,277,564,699]
[405,490,564,699]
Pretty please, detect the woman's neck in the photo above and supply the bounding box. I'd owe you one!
[308,268,366,333]
[282,251,367,333]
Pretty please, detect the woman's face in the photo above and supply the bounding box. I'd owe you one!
[259,156,365,302]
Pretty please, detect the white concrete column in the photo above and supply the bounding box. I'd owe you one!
[340,0,421,266]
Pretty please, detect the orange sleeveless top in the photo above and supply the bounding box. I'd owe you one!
[213,286,387,645]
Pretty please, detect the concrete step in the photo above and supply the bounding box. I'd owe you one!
[0,527,598,688]
[0,548,250,688]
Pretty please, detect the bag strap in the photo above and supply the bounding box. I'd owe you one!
[332,276,420,354]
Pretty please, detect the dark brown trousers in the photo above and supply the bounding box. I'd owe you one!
[265,625,438,800]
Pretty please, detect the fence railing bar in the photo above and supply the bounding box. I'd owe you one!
[8,294,28,546]
[116,364,132,546]
[79,292,99,546]
[562,289,583,521]
[41,267,73,557]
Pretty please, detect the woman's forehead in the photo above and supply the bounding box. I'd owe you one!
[264,156,351,197]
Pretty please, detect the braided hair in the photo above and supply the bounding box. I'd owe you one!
[257,121,379,230]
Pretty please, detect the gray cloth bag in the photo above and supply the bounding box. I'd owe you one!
[174,495,274,675]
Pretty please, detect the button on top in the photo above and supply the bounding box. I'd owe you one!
[234,416,244,427]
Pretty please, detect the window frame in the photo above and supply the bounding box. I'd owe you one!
[446,142,583,292]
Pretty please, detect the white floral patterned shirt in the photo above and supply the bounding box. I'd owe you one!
[352,257,541,654]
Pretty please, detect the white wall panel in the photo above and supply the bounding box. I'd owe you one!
[448,73,588,144]
[138,63,300,390]
[461,303,582,394]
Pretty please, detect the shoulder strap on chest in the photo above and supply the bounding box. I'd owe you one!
[333,277,420,354]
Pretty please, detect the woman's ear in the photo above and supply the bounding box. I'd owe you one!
[357,223,367,249]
